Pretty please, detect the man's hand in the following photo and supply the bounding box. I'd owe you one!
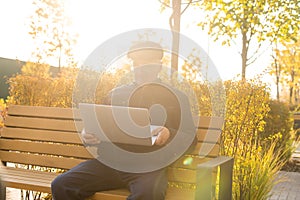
[152,127,170,146]
[81,129,100,145]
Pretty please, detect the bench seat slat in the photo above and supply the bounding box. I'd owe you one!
[0,167,54,192]
[7,105,223,128]
[191,143,219,157]
[1,167,58,181]
[165,187,195,200]
[196,129,220,144]
[294,114,300,120]
[172,156,213,169]
[2,177,201,200]
[194,116,224,129]
[167,167,196,183]
[0,138,218,160]
[5,116,83,132]
[1,127,83,144]
[2,127,220,145]
[91,190,128,200]
[0,151,85,169]
[2,177,52,193]
[7,105,80,120]
[167,167,217,184]
[5,116,223,134]
[1,128,219,144]
[0,166,129,199]
[0,139,93,159]
[1,173,54,185]
[0,167,203,200]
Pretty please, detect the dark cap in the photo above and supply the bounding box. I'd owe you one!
[127,41,164,61]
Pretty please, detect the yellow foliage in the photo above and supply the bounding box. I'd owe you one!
[8,63,77,107]
[218,79,290,200]
[21,62,50,78]
[8,62,132,108]
[0,99,7,128]
[7,59,290,200]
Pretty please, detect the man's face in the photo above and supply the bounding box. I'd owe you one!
[132,58,162,85]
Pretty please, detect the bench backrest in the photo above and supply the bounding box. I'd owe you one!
[0,105,223,195]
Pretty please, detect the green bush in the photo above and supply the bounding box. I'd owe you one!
[0,98,7,128]
[7,62,130,108]
[260,100,294,162]
[221,79,286,200]
[8,62,290,200]
[7,62,77,107]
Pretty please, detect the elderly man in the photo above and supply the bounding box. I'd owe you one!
[51,41,196,200]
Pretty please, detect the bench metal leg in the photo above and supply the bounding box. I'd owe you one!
[0,161,6,200]
[0,179,5,200]
[219,158,234,200]
[195,156,234,200]
[196,167,213,199]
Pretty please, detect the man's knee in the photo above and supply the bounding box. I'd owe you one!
[128,173,168,200]
[51,174,64,194]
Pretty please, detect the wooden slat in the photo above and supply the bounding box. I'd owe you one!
[91,189,128,200]
[8,106,224,129]
[194,116,224,129]
[1,177,52,193]
[191,143,219,157]
[1,127,83,144]
[0,139,93,159]
[165,186,195,200]
[0,166,129,200]
[0,166,215,200]
[196,129,221,143]
[0,140,218,169]
[5,116,83,132]
[1,171,55,185]
[2,176,128,200]
[167,167,217,184]
[172,156,212,169]
[1,167,59,181]
[7,105,81,120]
[0,166,55,192]
[0,138,217,156]
[168,167,197,183]
[8,105,224,129]
[3,124,220,145]
[294,114,300,120]
[0,151,85,169]
[1,105,225,200]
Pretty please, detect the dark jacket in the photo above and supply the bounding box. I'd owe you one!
[102,81,197,154]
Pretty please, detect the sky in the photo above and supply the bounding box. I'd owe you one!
[0,0,274,84]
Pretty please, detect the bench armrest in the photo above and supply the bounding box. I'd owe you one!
[196,156,234,200]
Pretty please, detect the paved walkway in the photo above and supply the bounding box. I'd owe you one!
[268,171,300,200]
[268,143,300,200]
[6,187,21,200]
[5,171,300,200]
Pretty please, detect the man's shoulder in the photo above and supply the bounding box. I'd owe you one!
[158,82,190,100]
[111,83,136,93]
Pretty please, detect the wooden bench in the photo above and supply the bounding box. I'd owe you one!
[0,105,233,200]
[294,113,300,139]
[294,113,300,121]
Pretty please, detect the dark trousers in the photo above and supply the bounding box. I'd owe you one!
[51,159,168,200]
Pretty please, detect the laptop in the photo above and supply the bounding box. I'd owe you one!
[78,103,160,146]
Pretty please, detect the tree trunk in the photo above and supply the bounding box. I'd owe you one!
[274,59,280,101]
[170,0,181,73]
[290,68,295,104]
[241,31,247,80]
[276,76,280,101]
